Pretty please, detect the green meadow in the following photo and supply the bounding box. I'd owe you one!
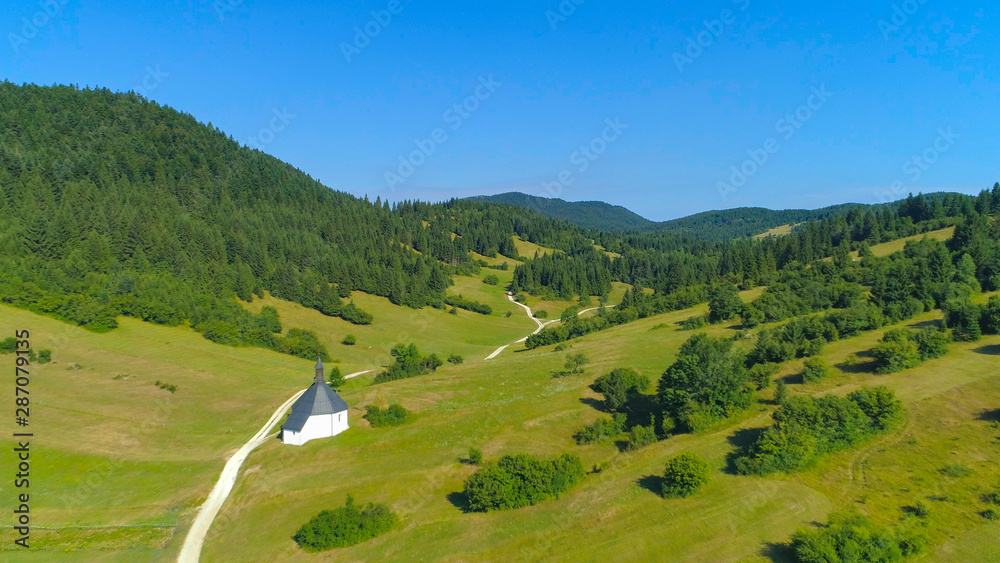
[1,239,997,562]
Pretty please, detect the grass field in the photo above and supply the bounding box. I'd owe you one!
[857,226,956,258]
[3,243,998,561]
[752,223,801,239]
[199,300,999,561]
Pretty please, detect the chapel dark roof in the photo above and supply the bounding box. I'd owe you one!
[282,359,349,432]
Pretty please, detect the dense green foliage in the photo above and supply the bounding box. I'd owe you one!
[658,334,754,432]
[574,413,627,444]
[472,191,655,232]
[801,357,829,383]
[735,387,903,475]
[591,368,650,412]
[364,403,410,427]
[661,453,711,498]
[790,513,925,563]
[443,295,493,315]
[373,344,443,383]
[293,496,396,551]
[871,327,949,374]
[624,419,659,451]
[462,453,586,512]
[0,84,602,355]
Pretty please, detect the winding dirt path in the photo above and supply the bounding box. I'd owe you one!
[177,369,371,562]
[484,294,599,360]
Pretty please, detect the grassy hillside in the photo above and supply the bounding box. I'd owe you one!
[201,299,1000,562]
[3,280,997,561]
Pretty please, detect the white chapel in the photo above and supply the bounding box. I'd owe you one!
[281,358,349,446]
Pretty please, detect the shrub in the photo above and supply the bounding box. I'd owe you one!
[913,501,930,518]
[912,326,949,360]
[342,334,357,346]
[774,380,788,405]
[293,496,395,551]
[564,352,589,375]
[749,362,780,390]
[37,349,52,364]
[983,508,1000,521]
[790,512,925,563]
[468,447,483,465]
[449,307,458,315]
[871,330,921,374]
[0,337,16,353]
[447,353,464,365]
[364,404,409,427]
[374,344,444,383]
[483,274,499,286]
[939,464,972,478]
[625,420,658,451]
[534,309,548,319]
[679,315,707,330]
[591,368,649,412]
[735,387,903,475]
[661,452,710,498]
[444,295,492,315]
[327,366,345,389]
[574,413,626,444]
[462,453,585,512]
[801,357,829,383]
[841,354,860,366]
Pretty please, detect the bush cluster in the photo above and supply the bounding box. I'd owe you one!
[871,326,949,374]
[574,413,626,444]
[444,295,492,315]
[735,387,903,475]
[374,343,443,383]
[293,496,395,551]
[791,512,925,563]
[463,453,586,512]
[364,404,409,427]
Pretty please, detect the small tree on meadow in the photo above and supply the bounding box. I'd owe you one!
[328,366,345,389]
[661,452,711,498]
[565,352,589,375]
[801,357,829,383]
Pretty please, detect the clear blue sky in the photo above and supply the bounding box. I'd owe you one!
[3,0,996,220]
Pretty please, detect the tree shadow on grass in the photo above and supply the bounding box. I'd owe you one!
[974,344,1000,356]
[579,397,606,412]
[622,394,660,429]
[446,491,473,514]
[760,541,796,563]
[723,426,766,475]
[907,319,943,330]
[977,408,1000,423]
[636,475,663,497]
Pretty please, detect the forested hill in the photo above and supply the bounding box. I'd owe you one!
[472,192,878,241]
[471,192,655,232]
[0,83,591,356]
[655,203,866,241]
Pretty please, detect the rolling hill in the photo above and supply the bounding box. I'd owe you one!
[471,192,656,232]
